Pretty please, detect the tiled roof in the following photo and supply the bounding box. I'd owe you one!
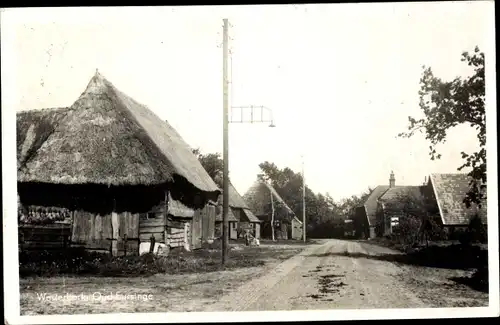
[362,185,390,226]
[379,186,424,205]
[430,173,487,225]
[379,186,427,216]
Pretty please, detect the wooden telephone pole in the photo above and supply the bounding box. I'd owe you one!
[302,155,306,242]
[220,19,276,264]
[222,18,229,265]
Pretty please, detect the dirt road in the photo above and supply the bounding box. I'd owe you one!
[206,239,427,311]
[20,239,486,314]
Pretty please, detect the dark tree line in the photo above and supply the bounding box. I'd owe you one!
[192,148,372,238]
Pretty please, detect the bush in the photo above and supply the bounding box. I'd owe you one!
[468,214,487,243]
[19,246,268,277]
[391,215,421,249]
[404,244,486,269]
[458,230,472,246]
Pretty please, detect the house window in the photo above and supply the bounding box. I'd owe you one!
[140,212,156,220]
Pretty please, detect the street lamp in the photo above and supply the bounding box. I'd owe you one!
[221,105,276,264]
[229,105,276,128]
[221,19,276,264]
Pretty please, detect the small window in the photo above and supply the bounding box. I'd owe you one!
[140,212,156,220]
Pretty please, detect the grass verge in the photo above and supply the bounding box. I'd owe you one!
[20,242,308,314]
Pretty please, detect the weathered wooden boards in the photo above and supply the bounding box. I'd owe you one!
[18,223,71,250]
[166,227,184,248]
[26,201,217,256]
[72,211,139,255]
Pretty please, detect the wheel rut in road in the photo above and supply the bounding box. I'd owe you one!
[205,239,426,311]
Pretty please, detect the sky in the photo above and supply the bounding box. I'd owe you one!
[2,2,496,201]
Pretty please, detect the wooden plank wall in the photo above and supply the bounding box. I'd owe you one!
[191,210,202,249]
[139,211,165,244]
[70,199,220,254]
[186,222,191,250]
[19,223,71,250]
[166,227,184,248]
[72,211,113,250]
[117,212,140,256]
[202,205,216,241]
[72,211,140,255]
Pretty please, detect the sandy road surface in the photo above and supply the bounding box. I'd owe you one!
[205,239,426,311]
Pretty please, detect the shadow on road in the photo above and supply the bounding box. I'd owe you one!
[308,244,489,294]
[308,244,487,270]
[449,265,489,293]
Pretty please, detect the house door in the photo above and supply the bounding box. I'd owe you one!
[230,222,238,239]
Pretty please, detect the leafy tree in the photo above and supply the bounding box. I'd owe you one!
[398,46,486,208]
[192,148,224,184]
[257,161,373,238]
[339,189,373,220]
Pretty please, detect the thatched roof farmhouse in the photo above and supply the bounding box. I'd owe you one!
[17,71,220,254]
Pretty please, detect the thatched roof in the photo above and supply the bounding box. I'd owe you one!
[429,173,487,225]
[17,72,219,196]
[215,207,238,222]
[167,192,194,218]
[242,208,261,223]
[17,107,70,169]
[242,178,295,218]
[213,174,250,209]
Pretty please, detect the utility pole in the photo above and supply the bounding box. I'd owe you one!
[220,20,276,263]
[222,18,229,265]
[270,184,275,241]
[302,155,306,242]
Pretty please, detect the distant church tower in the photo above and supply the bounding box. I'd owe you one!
[389,171,396,188]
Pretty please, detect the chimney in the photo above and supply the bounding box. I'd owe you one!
[389,171,395,188]
[423,176,427,185]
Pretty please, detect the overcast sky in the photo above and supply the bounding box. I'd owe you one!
[2,2,495,201]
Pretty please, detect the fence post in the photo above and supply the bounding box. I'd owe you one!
[149,234,155,254]
[123,234,128,256]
